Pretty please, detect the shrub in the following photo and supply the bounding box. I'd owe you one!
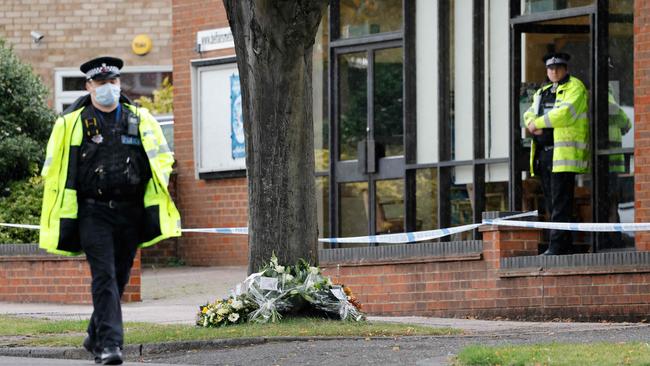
[0,177,43,244]
[0,38,55,189]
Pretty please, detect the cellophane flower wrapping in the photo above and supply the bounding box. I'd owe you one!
[196,254,365,327]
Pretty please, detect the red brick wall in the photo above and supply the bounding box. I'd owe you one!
[0,252,141,304]
[635,0,650,251]
[322,226,650,321]
[171,0,249,266]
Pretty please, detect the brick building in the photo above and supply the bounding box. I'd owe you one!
[169,0,650,320]
[171,0,248,266]
[0,0,172,112]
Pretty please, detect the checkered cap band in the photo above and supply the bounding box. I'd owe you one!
[85,64,120,79]
[545,57,568,67]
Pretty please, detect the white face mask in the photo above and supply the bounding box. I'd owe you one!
[94,83,121,106]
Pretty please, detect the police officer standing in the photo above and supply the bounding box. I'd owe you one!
[39,56,181,364]
[524,52,589,255]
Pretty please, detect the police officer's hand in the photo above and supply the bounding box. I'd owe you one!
[527,122,542,136]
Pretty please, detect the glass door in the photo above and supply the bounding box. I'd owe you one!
[333,44,405,246]
[510,3,624,252]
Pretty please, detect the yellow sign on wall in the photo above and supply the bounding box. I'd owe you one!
[132,34,153,56]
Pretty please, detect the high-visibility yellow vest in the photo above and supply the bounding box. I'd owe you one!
[524,76,590,176]
[39,103,181,256]
[607,90,631,173]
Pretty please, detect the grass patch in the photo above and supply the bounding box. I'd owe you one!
[454,342,650,366]
[0,315,460,347]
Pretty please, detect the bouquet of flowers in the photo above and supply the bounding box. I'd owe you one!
[197,295,256,327]
[196,254,365,327]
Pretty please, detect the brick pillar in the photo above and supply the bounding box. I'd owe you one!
[480,224,542,269]
[635,0,650,251]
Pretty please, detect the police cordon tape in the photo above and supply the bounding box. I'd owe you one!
[0,211,534,244]
[481,218,650,233]
[316,210,538,244]
[2,210,648,244]
[0,223,40,230]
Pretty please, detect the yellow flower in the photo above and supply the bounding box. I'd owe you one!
[201,307,208,314]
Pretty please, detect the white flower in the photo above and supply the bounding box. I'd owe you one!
[309,266,319,275]
[217,308,229,315]
[282,273,294,282]
[231,299,243,310]
[228,313,240,322]
[275,265,285,273]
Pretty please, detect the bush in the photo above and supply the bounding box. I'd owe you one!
[134,76,173,114]
[0,38,55,189]
[0,38,56,244]
[0,177,43,244]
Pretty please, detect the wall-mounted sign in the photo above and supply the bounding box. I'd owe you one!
[196,27,234,52]
[192,57,246,176]
[132,34,153,55]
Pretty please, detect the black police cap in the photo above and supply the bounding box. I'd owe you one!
[80,56,123,80]
[543,52,571,68]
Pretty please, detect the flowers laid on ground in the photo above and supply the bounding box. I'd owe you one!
[197,255,365,327]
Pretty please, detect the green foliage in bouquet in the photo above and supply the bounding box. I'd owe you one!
[197,254,365,328]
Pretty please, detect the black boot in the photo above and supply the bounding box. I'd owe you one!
[100,346,123,365]
[83,336,101,364]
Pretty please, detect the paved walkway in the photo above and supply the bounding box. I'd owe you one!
[1,266,649,365]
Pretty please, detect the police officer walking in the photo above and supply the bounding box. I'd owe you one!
[39,56,181,364]
[524,52,589,255]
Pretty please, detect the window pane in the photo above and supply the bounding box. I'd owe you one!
[485,182,508,212]
[450,166,473,241]
[339,0,403,39]
[375,179,403,234]
[339,52,368,161]
[160,123,174,151]
[314,12,330,172]
[597,2,634,250]
[416,169,438,231]
[62,77,86,91]
[522,0,593,14]
[316,176,330,244]
[120,71,173,101]
[339,182,369,247]
[374,47,403,157]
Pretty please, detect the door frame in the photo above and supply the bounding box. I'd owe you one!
[508,1,610,252]
[331,41,406,240]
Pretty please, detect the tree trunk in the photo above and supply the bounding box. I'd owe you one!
[224,0,328,273]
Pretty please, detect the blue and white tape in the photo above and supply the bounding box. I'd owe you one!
[2,209,648,244]
[317,210,539,244]
[0,223,40,230]
[484,219,650,233]
[181,227,248,234]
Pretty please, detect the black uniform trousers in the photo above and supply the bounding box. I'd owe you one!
[536,148,575,253]
[78,199,144,351]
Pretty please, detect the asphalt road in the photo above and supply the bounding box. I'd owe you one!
[139,323,650,366]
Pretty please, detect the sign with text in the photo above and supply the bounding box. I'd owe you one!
[196,27,234,52]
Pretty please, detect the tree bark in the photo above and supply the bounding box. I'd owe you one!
[223,0,328,273]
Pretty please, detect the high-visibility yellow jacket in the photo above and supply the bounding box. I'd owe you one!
[39,101,181,256]
[524,76,590,176]
[608,89,631,173]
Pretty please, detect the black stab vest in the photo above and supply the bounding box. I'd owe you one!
[76,104,151,201]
